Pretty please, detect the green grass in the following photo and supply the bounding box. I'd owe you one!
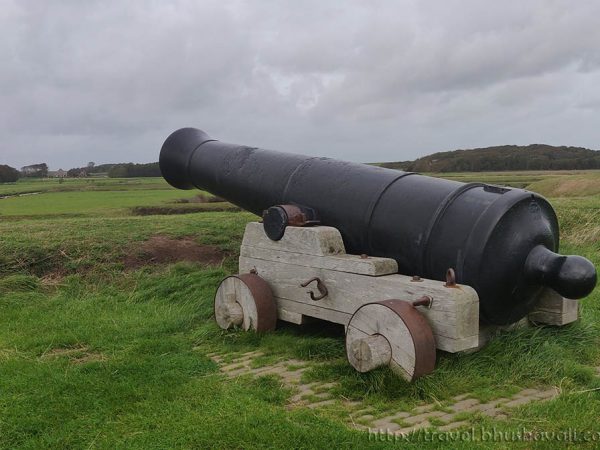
[0,175,599,448]
[0,178,203,218]
[0,177,172,196]
[0,189,197,217]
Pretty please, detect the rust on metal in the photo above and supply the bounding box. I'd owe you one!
[300,276,328,301]
[445,267,457,287]
[213,273,277,332]
[376,299,436,380]
[262,204,321,241]
[279,204,320,227]
[412,295,433,309]
[280,204,306,226]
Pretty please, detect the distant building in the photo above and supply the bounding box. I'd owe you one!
[48,169,67,178]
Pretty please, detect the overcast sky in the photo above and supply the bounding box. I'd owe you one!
[2,0,600,170]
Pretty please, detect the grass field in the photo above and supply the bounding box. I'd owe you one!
[0,172,599,448]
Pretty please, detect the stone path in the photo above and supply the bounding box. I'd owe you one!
[209,351,597,435]
[208,351,341,408]
[358,388,557,435]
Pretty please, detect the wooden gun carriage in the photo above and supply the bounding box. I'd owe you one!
[215,221,580,381]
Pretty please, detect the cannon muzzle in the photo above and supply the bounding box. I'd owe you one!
[159,127,597,325]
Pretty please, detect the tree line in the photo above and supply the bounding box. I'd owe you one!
[0,161,161,182]
[380,144,600,172]
[67,162,161,177]
[106,162,161,178]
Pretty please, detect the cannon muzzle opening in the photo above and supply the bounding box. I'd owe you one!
[159,128,215,190]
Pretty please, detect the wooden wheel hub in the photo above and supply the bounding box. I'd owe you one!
[214,273,277,332]
[346,299,436,381]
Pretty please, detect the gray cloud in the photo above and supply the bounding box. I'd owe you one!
[1,0,600,169]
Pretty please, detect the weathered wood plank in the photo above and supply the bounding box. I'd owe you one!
[240,244,398,276]
[277,307,304,325]
[239,256,479,353]
[241,222,345,256]
[275,297,351,325]
[445,334,479,352]
[529,289,579,326]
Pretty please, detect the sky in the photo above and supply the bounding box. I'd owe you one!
[2,0,600,170]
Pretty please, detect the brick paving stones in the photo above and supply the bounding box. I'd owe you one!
[208,351,564,436]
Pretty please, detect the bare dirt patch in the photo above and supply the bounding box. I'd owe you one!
[173,194,226,204]
[124,235,227,269]
[130,204,239,216]
[39,269,68,286]
[41,345,106,364]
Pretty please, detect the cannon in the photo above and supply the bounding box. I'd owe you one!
[160,128,597,380]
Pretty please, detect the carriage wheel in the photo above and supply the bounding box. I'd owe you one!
[214,273,277,332]
[345,299,436,381]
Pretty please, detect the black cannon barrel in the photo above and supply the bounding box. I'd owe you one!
[160,128,597,325]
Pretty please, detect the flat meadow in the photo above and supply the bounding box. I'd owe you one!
[0,172,599,448]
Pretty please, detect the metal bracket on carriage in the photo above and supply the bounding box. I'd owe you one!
[262,204,320,241]
[444,268,458,288]
[411,295,433,309]
[299,276,328,301]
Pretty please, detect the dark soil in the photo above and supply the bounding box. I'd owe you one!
[124,236,227,269]
[130,204,239,215]
[173,194,226,204]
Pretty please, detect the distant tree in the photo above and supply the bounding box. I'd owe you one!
[65,163,118,176]
[20,163,48,178]
[89,163,115,174]
[67,168,80,177]
[108,162,161,178]
[0,164,20,182]
[107,164,129,178]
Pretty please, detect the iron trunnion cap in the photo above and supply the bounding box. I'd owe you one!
[159,127,597,326]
